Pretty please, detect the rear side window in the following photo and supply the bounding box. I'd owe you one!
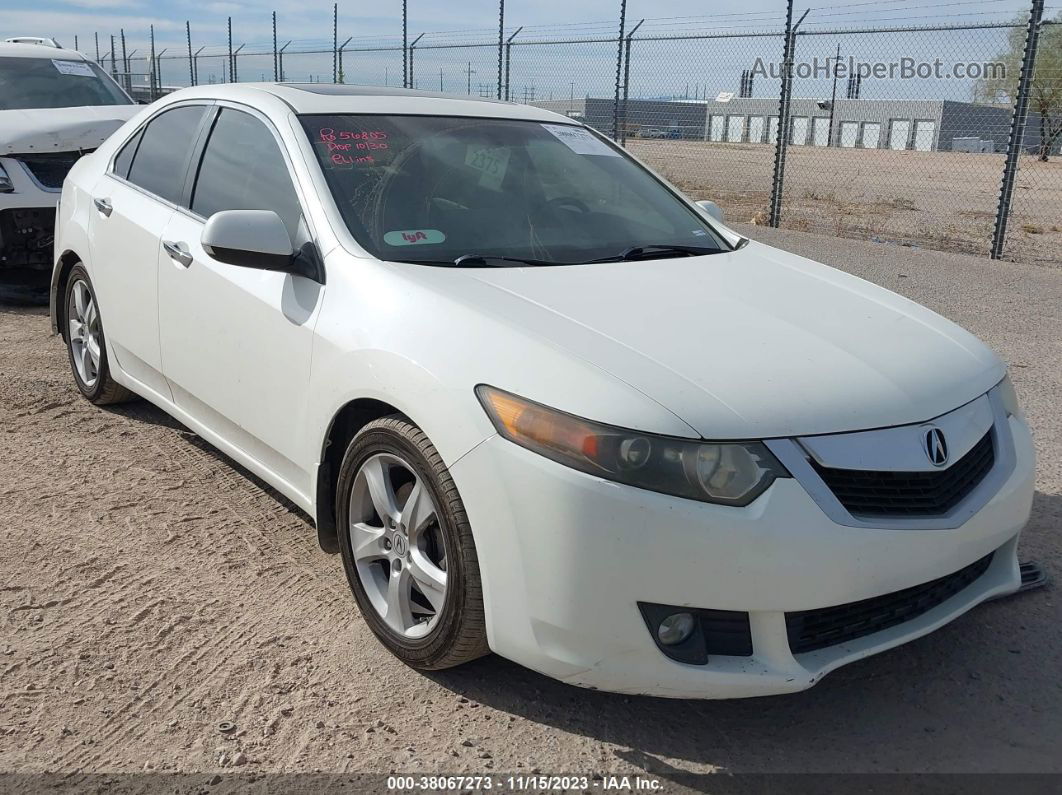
[112,128,143,179]
[190,108,303,239]
[126,105,207,205]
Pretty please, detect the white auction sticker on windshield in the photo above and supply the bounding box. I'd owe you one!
[541,124,620,156]
[52,59,95,77]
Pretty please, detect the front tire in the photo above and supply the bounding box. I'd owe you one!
[63,265,134,405]
[336,416,489,670]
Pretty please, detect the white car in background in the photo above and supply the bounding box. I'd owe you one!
[0,38,135,302]
[50,84,1034,699]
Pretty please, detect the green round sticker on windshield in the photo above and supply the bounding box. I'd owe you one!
[384,229,446,246]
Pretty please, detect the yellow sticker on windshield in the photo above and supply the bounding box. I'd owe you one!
[464,145,510,191]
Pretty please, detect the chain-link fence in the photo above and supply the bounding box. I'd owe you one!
[75,3,1062,264]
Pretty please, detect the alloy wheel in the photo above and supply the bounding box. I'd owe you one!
[348,453,449,639]
[68,279,101,389]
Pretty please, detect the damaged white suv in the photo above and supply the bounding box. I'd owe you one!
[0,39,136,303]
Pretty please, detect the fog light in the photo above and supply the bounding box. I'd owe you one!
[656,612,695,646]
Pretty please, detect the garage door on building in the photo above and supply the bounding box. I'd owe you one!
[839,122,859,148]
[913,120,936,151]
[767,116,779,144]
[727,115,745,142]
[861,122,881,149]
[812,116,830,146]
[748,116,765,143]
[709,115,725,142]
[889,119,911,150]
[791,117,809,145]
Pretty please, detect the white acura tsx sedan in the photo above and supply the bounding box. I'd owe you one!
[50,83,1035,699]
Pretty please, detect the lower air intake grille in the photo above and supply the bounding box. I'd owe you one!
[785,552,993,655]
[812,431,994,517]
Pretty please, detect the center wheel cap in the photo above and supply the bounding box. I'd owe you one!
[392,533,407,556]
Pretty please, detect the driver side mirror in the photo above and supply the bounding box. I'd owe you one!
[695,200,725,224]
[202,209,295,272]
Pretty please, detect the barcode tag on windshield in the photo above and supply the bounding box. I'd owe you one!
[52,60,95,77]
[541,124,620,157]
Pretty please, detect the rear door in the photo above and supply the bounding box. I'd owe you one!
[88,103,210,397]
[157,105,324,499]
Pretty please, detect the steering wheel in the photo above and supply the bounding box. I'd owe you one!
[541,196,590,214]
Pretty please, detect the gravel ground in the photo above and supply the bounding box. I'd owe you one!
[0,228,1059,790]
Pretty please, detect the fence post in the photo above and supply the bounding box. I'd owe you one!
[338,37,351,84]
[120,29,128,92]
[768,4,808,228]
[279,41,291,82]
[402,0,408,87]
[149,26,156,100]
[186,21,193,87]
[504,27,522,101]
[497,0,505,99]
[110,35,117,79]
[991,0,1045,260]
[95,32,100,63]
[332,3,338,83]
[272,12,278,81]
[621,19,644,146]
[612,0,627,140]
[409,33,424,90]
[232,44,243,82]
[227,17,233,83]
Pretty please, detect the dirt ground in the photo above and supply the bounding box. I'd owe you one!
[1,228,1060,791]
[629,140,1062,264]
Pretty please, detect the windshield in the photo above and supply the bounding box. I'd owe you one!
[300,114,725,266]
[0,56,131,110]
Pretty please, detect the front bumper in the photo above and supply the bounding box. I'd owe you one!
[451,412,1034,699]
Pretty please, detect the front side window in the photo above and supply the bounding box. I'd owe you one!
[0,56,131,110]
[300,114,724,266]
[190,108,303,239]
[125,105,208,205]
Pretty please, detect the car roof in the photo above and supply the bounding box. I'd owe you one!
[165,82,578,124]
[0,42,88,60]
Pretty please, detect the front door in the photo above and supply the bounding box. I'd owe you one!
[157,106,323,501]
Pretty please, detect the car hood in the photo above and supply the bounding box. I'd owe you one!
[413,241,1004,440]
[0,105,139,155]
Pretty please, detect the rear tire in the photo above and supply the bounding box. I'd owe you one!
[63,265,134,405]
[336,416,489,670]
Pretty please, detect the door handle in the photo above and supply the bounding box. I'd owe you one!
[162,240,193,268]
[93,197,112,216]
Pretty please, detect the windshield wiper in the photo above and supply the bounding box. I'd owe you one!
[585,244,722,264]
[453,253,556,267]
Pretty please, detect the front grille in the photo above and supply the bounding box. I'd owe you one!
[15,150,91,190]
[785,552,993,654]
[812,431,994,517]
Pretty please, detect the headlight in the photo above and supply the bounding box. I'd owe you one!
[476,385,788,506]
[0,162,14,193]
[997,373,1025,421]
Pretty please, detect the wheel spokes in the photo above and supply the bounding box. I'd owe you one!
[384,566,414,632]
[408,549,447,612]
[350,522,387,563]
[401,479,436,538]
[362,456,400,525]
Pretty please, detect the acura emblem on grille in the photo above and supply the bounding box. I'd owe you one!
[924,427,949,467]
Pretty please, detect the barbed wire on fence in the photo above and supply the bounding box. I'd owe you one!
[71,2,1061,263]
